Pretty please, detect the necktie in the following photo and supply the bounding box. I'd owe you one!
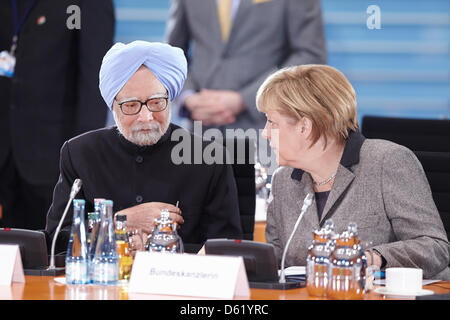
[217,0,232,42]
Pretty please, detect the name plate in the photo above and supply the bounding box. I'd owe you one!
[128,251,250,299]
[0,245,25,286]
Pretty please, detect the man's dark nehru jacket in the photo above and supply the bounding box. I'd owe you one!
[45,123,243,253]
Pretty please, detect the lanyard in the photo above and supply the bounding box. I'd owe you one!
[10,0,39,56]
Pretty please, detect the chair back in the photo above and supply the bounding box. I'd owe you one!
[223,138,256,240]
[414,151,450,242]
[362,116,450,152]
[362,116,450,247]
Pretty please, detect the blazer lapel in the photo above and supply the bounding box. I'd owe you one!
[207,0,225,49]
[202,0,228,86]
[319,130,365,225]
[204,0,253,85]
[319,165,355,225]
[288,130,365,228]
[222,0,252,51]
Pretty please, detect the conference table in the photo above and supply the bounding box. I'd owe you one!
[3,275,450,300]
[3,222,449,301]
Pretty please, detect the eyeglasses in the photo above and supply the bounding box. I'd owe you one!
[115,94,169,115]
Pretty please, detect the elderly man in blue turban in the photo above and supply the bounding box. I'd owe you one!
[45,41,242,254]
[100,40,187,147]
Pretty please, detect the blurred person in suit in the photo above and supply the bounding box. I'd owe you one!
[257,64,450,280]
[166,0,326,132]
[45,41,242,254]
[0,0,114,229]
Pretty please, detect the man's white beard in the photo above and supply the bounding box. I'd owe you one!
[129,122,164,146]
[113,111,170,146]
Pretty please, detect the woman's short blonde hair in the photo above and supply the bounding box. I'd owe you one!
[256,64,359,147]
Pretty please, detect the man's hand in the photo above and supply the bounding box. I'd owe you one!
[115,202,183,235]
[184,89,246,126]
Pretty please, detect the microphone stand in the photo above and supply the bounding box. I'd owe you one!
[279,193,313,284]
[41,179,82,276]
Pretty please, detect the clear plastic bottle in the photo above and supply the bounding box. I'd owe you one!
[115,214,133,281]
[65,199,89,284]
[145,209,184,253]
[306,220,335,297]
[88,198,103,283]
[91,200,118,285]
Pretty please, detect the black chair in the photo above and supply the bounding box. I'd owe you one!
[413,151,450,242]
[223,138,256,240]
[361,116,450,152]
[361,115,450,247]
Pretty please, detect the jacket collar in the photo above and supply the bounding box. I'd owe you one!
[290,130,366,181]
[289,130,366,226]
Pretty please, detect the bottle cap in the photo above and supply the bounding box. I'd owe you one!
[73,199,85,206]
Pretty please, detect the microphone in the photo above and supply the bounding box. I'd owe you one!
[279,193,313,283]
[44,179,83,275]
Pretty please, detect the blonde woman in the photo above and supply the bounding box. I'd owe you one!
[257,64,450,280]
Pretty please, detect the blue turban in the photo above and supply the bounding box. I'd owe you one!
[99,40,187,109]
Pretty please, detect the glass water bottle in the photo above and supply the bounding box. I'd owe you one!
[306,220,335,297]
[91,200,119,285]
[88,198,103,283]
[327,223,365,300]
[65,199,89,284]
[145,209,184,253]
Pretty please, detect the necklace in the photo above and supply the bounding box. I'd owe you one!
[313,172,337,186]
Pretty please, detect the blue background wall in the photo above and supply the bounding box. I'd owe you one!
[112,0,450,126]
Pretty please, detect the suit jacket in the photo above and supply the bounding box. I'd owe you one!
[266,130,450,280]
[45,124,243,253]
[0,0,114,185]
[166,0,327,131]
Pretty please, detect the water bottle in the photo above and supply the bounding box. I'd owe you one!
[88,198,103,283]
[91,200,119,285]
[65,199,89,284]
[306,220,335,297]
[348,222,369,292]
[327,223,365,300]
[145,209,184,253]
